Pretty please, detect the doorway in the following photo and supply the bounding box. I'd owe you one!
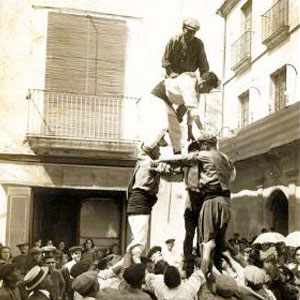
[32,188,127,251]
[268,189,288,235]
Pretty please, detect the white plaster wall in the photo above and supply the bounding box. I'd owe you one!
[0,185,8,245]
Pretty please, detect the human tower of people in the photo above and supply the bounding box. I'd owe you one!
[0,18,299,300]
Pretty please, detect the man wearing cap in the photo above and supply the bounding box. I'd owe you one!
[24,265,52,300]
[43,254,66,300]
[127,142,172,254]
[61,246,82,300]
[162,239,183,270]
[12,242,30,275]
[146,246,164,264]
[27,247,43,271]
[0,263,23,300]
[162,18,209,78]
[157,131,236,276]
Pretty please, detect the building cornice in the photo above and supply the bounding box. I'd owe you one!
[216,0,240,17]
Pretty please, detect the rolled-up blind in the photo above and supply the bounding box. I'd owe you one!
[44,12,128,139]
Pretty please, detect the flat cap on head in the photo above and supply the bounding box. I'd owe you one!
[183,18,200,31]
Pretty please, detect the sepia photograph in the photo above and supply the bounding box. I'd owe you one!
[0,0,299,299]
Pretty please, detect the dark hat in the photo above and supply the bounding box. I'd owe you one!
[69,245,83,253]
[72,270,98,296]
[24,266,49,291]
[17,242,29,248]
[70,259,92,279]
[183,18,200,31]
[0,263,20,280]
[164,266,181,289]
[165,239,175,244]
[123,263,145,287]
[146,246,162,260]
[29,247,42,255]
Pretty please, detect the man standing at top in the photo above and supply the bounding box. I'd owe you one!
[162,18,209,78]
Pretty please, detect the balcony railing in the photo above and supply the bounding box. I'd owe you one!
[262,0,289,45]
[231,31,251,73]
[27,89,140,144]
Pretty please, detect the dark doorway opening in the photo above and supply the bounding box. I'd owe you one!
[268,189,288,235]
[32,188,127,251]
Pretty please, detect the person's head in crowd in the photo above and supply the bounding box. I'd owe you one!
[182,18,199,43]
[129,243,144,264]
[261,228,268,234]
[43,254,56,274]
[110,243,120,255]
[33,239,42,248]
[0,246,12,263]
[164,266,181,289]
[60,253,69,266]
[41,245,57,257]
[46,240,53,246]
[233,233,239,240]
[247,248,263,268]
[58,241,66,252]
[293,246,300,264]
[147,246,163,264]
[71,259,93,279]
[17,242,29,255]
[0,263,22,288]
[24,265,52,292]
[72,270,99,297]
[123,263,146,289]
[165,239,175,252]
[84,239,95,251]
[29,247,43,263]
[278,265,295,284]
[239,238,249,253]
[69,245,83,262]
[154,260,169,275]
[244,265,268,291]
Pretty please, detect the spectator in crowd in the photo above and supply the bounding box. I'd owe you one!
[118,263,151,299]
[32,239,42,248]
[24,265,52,300]
[57,242,68,255]
[43,254,66,300]
[162,239,183,272]
[61,246,82,300]
[145,264,206,300]
[0,263,23,300]
[72,269,99,300]
[82,239,97,263]
[0,246,12,265]
[27,247,43,270]
[147,246,164,264]
[105,244,122,268]
[12,242,30,275]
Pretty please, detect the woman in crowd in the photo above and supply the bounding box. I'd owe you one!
[0,246,12,265]
[82,239,97,262]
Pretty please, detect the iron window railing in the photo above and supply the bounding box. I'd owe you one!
[26,89,140,142]
[231,31,252,70]
[262,0,289,42]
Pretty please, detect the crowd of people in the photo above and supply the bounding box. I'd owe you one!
[0,234,299,300]
[1,16,299,300]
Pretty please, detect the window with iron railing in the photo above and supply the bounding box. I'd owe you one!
[239,91,250,128]
[271,66,287,112]
[262,0,289,43]
[231,31,251,70]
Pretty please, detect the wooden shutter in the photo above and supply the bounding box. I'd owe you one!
[7,187,31,256]
[44,12,127,139]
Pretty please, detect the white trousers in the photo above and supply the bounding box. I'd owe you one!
[139,93,182,153]
[127,214,150,251]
